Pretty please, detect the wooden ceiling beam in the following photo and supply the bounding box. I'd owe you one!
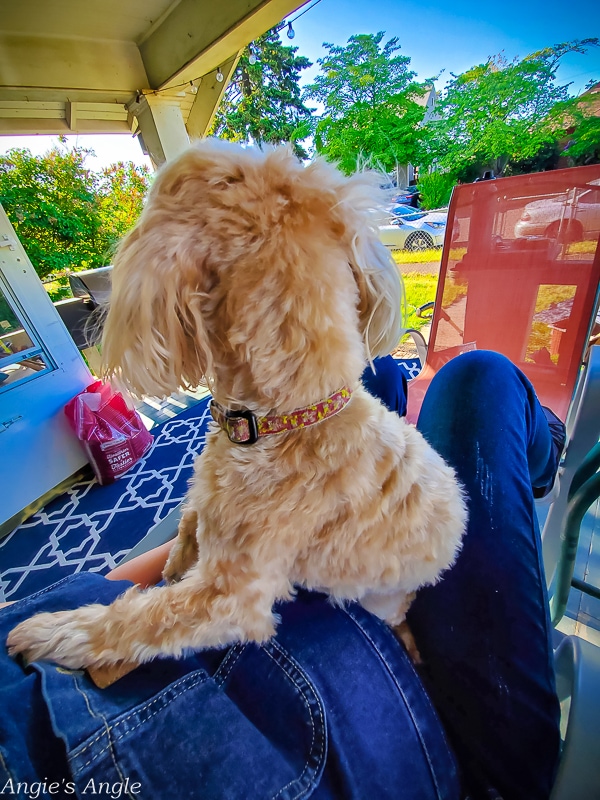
[140,0,305,89]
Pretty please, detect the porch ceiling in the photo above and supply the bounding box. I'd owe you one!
[0,0,306,136]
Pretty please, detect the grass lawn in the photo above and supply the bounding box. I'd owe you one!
[392,248,442,265]
[401,272,439,331]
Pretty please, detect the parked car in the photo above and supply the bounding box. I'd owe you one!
[514,182,600,242]
[388,204,426,222]
[379,217,445,252]
[411,210,448,230]
[392,185,421,208]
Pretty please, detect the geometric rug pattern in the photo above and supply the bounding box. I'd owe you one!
[396,358,421,380]
[0,398,211,602]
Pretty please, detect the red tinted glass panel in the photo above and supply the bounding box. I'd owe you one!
[406,166,600,423]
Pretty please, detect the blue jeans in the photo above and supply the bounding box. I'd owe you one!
[0,352,560,799]
[0,577,458,800]
[409,351,561,799]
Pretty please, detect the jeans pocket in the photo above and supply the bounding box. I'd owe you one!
[32,641,326,800]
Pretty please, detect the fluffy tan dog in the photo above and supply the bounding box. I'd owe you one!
[8,140,466,669]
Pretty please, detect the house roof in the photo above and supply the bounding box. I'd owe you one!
[0,0,306,137]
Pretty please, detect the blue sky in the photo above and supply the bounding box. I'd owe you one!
[1,0,598,169]
[290,0,600,93]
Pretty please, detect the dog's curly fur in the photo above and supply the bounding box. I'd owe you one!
[8,140,467,669]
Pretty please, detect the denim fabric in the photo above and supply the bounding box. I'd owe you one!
[408,351,561,800]
[0,574,459,800]
[276,592,458,800]
[0,350,561,800]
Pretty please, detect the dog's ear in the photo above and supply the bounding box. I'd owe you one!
[100,200,215,398]
[321,166,406,360]
[101,140,258,397]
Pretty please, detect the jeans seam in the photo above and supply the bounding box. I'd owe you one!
[533,521,561,704]
[71,670,208,773]
[266,639,326,800]
[71,673,134,797]
[343,606,451,800]
[213,643,246,686]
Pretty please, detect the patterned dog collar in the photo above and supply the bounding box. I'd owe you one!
[210,387,353,445]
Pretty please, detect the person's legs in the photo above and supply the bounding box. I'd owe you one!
[408,350,561,800]
[0,574,459,799]
[106,538,175,586]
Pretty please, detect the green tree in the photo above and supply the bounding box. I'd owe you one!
[0,143,150,284]
[562,112,600,163]
[551,82,600,165]
[211,28,313,156]
[96,161,151,251]
[0,144,101,279]
[420,39,599,180]
[502,140,561,177]
[305,32,429,174]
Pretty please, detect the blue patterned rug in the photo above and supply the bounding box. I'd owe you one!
[0,398,212,602]
[397,358,421,380]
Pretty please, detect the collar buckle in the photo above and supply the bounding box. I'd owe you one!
[211,402,259,445]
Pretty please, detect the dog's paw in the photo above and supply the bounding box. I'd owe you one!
[162,557,183,585]
[393,621,422,665]
[7,610,98,669]
[162,544,195,584]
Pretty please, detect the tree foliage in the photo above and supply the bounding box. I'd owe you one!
[305,32,430,174]
[420,39,599,180]
[562,111,600,163]
[551,84,600,164]
[210,28,313,156]
[0,142,150,282]
[96,161,151,247]
[0,145,99,279]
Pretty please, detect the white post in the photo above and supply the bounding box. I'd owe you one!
[129,94,190,167]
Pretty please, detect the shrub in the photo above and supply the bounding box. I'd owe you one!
[417,172,456,210]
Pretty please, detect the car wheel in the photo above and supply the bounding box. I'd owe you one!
[545,219,584,244]
[404,231,434,251]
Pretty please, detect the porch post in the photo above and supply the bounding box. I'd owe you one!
[128,94,190,168]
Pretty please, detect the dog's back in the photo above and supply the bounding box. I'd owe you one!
[8,141,466,669]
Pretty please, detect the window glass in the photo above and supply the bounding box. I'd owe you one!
[0,280,54,391]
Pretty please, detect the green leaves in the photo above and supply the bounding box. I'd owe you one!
[210,28,313,157]
[416,172,455,210]
[306,32,417,113]
[212,29,598,181]
[97,161,151,249]
[0,144,150,281]
[305,32,429,174]
[548,86,600,164]
[419,38,599,179]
